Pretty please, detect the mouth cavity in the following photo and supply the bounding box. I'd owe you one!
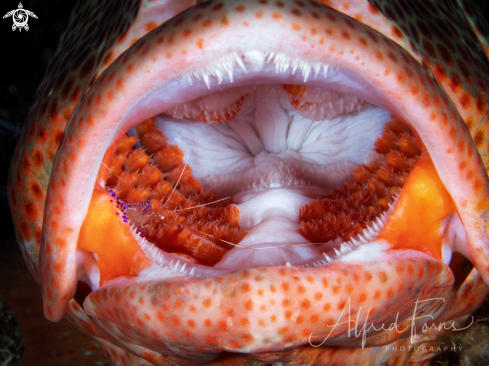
[75,51,469,292]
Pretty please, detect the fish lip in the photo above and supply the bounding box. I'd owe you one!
[84,248,454,355]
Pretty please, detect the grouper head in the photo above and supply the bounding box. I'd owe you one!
[8,0,489,364]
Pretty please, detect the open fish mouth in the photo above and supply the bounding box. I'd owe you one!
[85,69,456,276]
[38,0,489,363]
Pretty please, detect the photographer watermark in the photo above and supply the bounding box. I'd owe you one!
[3,3,38,31]
[386,344,463,353]
[309,297,473,349]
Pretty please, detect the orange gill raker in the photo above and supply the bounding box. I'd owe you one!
[8,0,489,365]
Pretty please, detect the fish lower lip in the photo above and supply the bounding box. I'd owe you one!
[84,249,454,356]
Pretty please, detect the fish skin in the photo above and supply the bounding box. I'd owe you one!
[6,0,489,365]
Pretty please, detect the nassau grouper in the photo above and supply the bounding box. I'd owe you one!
[8,0,489,365]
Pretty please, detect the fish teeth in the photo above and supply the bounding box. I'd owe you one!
[186,74,193,85]
[266,51,275,63]
[363,229,373,241]
[182,52,334,90]
[334,247,341,256]
[313,63,321,77]
[225,64,234,83]
[323,253,332,262]
[215,68,223,84]
[302,63,311,82]
[322,64,329,77]
[235,55,247,73]
[202,73,211,89]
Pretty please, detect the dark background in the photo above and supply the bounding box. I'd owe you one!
[1,0,77,238]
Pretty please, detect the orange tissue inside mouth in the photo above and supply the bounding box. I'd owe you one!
[77,185,151,286]
[377,151,456,260]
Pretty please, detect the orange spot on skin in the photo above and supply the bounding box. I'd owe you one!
[368,3,379,14]
[196,38,204,49]
[476,94,487,114]
[23,201,38,221]
[145,22,158,32]
[117,30,129,45]
[457,140,466,153]
[272,12,282,20]
[449,127,456,139]
[378,271,388,283]
[433,64,446,80]
[221,16,229,26]
[364,272,373,282]
[459,92,472,109]
[441,113,448,126]
[391,25,403,39]
[449,74,461,92]
[422,93,430,106]
[245,300,254,311]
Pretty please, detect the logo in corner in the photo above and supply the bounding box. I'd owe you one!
[3,3,37,31]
